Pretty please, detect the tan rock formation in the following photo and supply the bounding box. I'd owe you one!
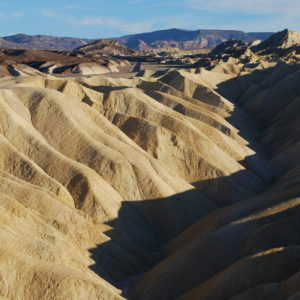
[0,29,299,299]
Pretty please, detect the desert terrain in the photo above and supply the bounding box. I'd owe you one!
[1,29,273,51]
[0,28,299,299]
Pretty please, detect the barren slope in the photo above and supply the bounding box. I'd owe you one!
[0,31,299,299]
[0,48,127,77]
[1,34,94,51]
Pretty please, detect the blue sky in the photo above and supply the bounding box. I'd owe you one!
[0,0,299,38]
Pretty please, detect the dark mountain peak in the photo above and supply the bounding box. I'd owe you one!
[210,39,248,56]
[73,38,138,56]
[3,33,33,43]
[282,28,294,34]
[1,34,94,51]
[76,39,120,49]
[252,28,300,52]
[5,33,29,38]
[267,28,300,46]
[116,29,273,50]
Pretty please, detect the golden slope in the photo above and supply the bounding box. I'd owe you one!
[0,58,299,299]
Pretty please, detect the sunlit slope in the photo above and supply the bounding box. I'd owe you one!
[130,62,300,299]
[0,59,298,299]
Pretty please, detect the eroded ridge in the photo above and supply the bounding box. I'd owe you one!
[0,30,299,300]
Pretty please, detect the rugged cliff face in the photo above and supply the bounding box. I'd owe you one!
[116,28,273,50]
[0,29,299,300]
[73,39,139,56]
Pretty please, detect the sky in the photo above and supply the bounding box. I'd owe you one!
[0,0,299,38]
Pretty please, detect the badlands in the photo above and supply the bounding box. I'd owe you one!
[0,28,299,299]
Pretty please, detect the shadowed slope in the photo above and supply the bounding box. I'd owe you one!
[0,56,298,299]
[129,62,300,299]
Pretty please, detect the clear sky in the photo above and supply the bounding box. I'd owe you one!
[0,0,299,38]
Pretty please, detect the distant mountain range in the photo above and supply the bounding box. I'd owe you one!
[0,34,94,51]
[0,29,274,51]
[115,28,274,50]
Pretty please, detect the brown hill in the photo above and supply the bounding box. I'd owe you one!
[0,48,128,76]
[2,34,94,50]
[73,39,139,56]
[0,37,22,49]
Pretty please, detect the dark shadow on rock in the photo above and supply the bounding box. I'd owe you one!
[80,81,130,93]
[85,63,298,297]
[216,62,298,143]
[87,188,218,295]
[87,170,272,297]
[52,64,77,74]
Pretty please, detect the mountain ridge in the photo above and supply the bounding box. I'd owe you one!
[73,39,139,56]
[0,28,274,51]
[2,33,94,50]
[115,28,274,50]
[252,28,300,53]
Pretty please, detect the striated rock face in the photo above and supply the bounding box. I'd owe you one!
[73,39,139,57]
[192,29,300,70]
[209,40,249,57]
[0,30,299,299]
[116,28,273,50]
[129,61,300,300]
[254,28,300,52]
